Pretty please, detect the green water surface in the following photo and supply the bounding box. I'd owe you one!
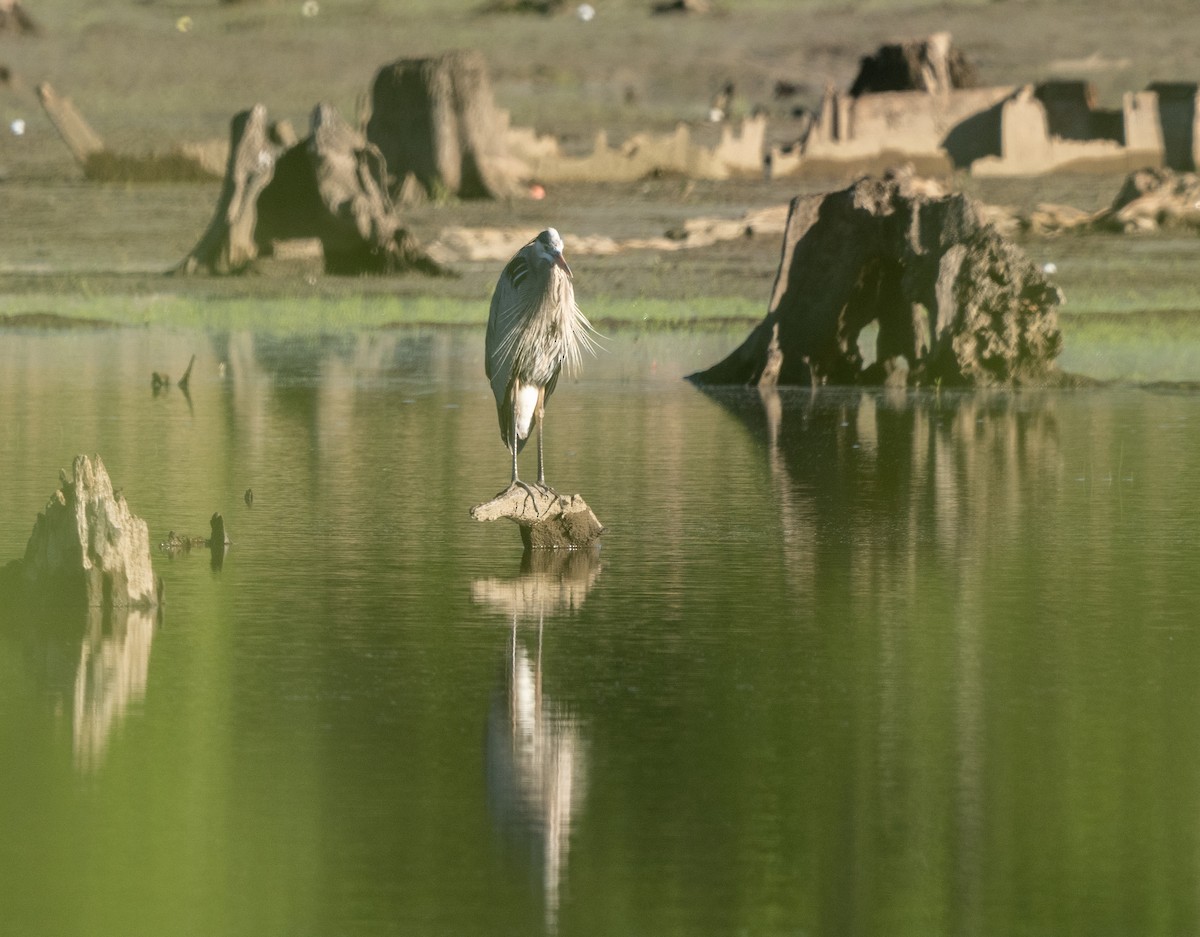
[2,325,1200,937]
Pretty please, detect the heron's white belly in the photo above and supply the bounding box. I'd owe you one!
[513,384,540,440]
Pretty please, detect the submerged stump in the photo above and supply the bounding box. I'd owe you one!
[14,454,159,610]
[688,168,1063,389]
[471,486,604,550]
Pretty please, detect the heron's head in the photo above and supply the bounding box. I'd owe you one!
[536,228,572,278]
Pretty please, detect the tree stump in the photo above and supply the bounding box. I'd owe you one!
[471,486,605,550]
[175,105,277,274]
[366,50,523,201]
[177,103,446,276]
[688,168,1063,389]
[17,455,159,610]
[849,32,978,97]
[1096,166,1200,232]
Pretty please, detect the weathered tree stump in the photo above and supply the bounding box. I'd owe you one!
[366,50,524,201]
[688,169,1063,389]
[15,455,159,609]
[177,103,446,275]
[174,105,277,273]
[849,32,978,97]
[1097,166,1200,232]
[471,486,604,550]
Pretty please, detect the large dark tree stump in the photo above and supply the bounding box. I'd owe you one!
[689,169,1063,389]
[366,50,523,201]
[178,103,445,275]
[471,486,605,550]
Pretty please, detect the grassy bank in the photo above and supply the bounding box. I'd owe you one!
[2,0,1198,339]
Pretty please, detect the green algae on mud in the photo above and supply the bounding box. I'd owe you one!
[0,291,764,334]
[0,312,119,330]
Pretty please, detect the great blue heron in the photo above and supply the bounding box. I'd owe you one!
[486,228,597,493]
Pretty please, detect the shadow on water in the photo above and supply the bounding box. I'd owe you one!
[473,548,601,935]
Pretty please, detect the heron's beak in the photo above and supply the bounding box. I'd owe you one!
[554,252,573,278]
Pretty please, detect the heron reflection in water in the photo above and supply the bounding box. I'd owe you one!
[486,228,598,496]
[475,549,600,934]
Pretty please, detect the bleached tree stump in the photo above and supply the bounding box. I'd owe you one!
[17,455,159,609]
[471,486,605,550]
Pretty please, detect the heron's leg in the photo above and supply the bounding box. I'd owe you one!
[536,409,546,487]
[510,416,520,483]
[508,395,542,513]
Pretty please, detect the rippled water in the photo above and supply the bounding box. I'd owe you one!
[3,325,1200,937]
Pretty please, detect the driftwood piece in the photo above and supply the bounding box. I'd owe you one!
[0,0,37,33]
[17,455,159,609]
[178,103,445,275]
[1098,166,1200,232]
[689,168,1063,389]
[159,514,228,574]
[366,50,523,200]
[991,168,1200,237]
[471,486,605,550]
[37,81,221,181]
[37,82,105,165]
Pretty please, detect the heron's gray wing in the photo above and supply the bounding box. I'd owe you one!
[485,250,538,450]
[543,360,563,405]
[485,254,528,389]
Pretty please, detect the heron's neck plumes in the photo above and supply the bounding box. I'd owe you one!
[513,268,599,381]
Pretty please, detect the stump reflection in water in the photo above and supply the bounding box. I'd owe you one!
[474,548,600,935]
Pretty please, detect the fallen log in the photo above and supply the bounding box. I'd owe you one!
[688,168,1063,389]
[471,485,604,550]
[37,82,221,182]
[36,82,104,166]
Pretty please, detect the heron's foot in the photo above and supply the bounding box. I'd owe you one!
[505,479,547,517]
